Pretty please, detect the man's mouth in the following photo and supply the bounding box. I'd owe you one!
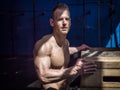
[62,27,67,29]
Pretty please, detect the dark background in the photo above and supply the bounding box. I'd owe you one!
[0,0,120,89]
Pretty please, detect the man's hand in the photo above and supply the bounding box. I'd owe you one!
[78,44,90,51]
[81,59,97,75]
[74,58,97,75]
[65,58,97,84]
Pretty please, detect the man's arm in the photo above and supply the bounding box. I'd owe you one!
[34,41,96,84]
[34,55,84,84]
[34,54,96,85]
[69,44,90,55]
[34,55,65,83]
[33,42,83,84]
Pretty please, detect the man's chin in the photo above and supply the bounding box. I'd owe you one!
[60,29,69,34]
[62,31,68,35]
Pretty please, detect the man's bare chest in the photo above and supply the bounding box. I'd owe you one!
[50,46,70,68]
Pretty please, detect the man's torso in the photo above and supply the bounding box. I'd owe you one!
[35,34,70,90]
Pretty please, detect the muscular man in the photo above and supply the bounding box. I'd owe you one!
[33,3,96,90]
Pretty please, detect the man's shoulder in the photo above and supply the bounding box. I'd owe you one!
[34,34,53,55]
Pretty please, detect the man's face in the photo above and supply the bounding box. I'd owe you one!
[51,9,71,35]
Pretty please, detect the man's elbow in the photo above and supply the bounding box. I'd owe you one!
[38,75,50,84]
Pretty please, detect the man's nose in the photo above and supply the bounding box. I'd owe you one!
[63,19,67,25]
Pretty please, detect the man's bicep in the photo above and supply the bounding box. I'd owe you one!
[34,55,51,75]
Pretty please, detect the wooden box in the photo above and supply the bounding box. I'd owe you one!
[80,48,120,90]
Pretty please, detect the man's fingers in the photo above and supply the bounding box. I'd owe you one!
[83,68,97,74]
[84,68,97,72]
[84,64,97,69]
[82,62,97,74]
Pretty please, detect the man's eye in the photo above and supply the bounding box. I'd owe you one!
[66,18,71,21]
[58,18,63,21]
[66,18,68,20]
[57,18,71,21]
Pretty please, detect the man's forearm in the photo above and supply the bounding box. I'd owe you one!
[38,66,77,84]
[69,44,90,55]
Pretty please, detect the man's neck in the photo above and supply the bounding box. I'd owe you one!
[52,33,66,47]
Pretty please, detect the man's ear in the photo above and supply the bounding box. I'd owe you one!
[50,18,54,27]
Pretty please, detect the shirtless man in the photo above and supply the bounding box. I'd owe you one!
[33,3,96,90]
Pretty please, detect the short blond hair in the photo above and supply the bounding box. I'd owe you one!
[51,3,70,19]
